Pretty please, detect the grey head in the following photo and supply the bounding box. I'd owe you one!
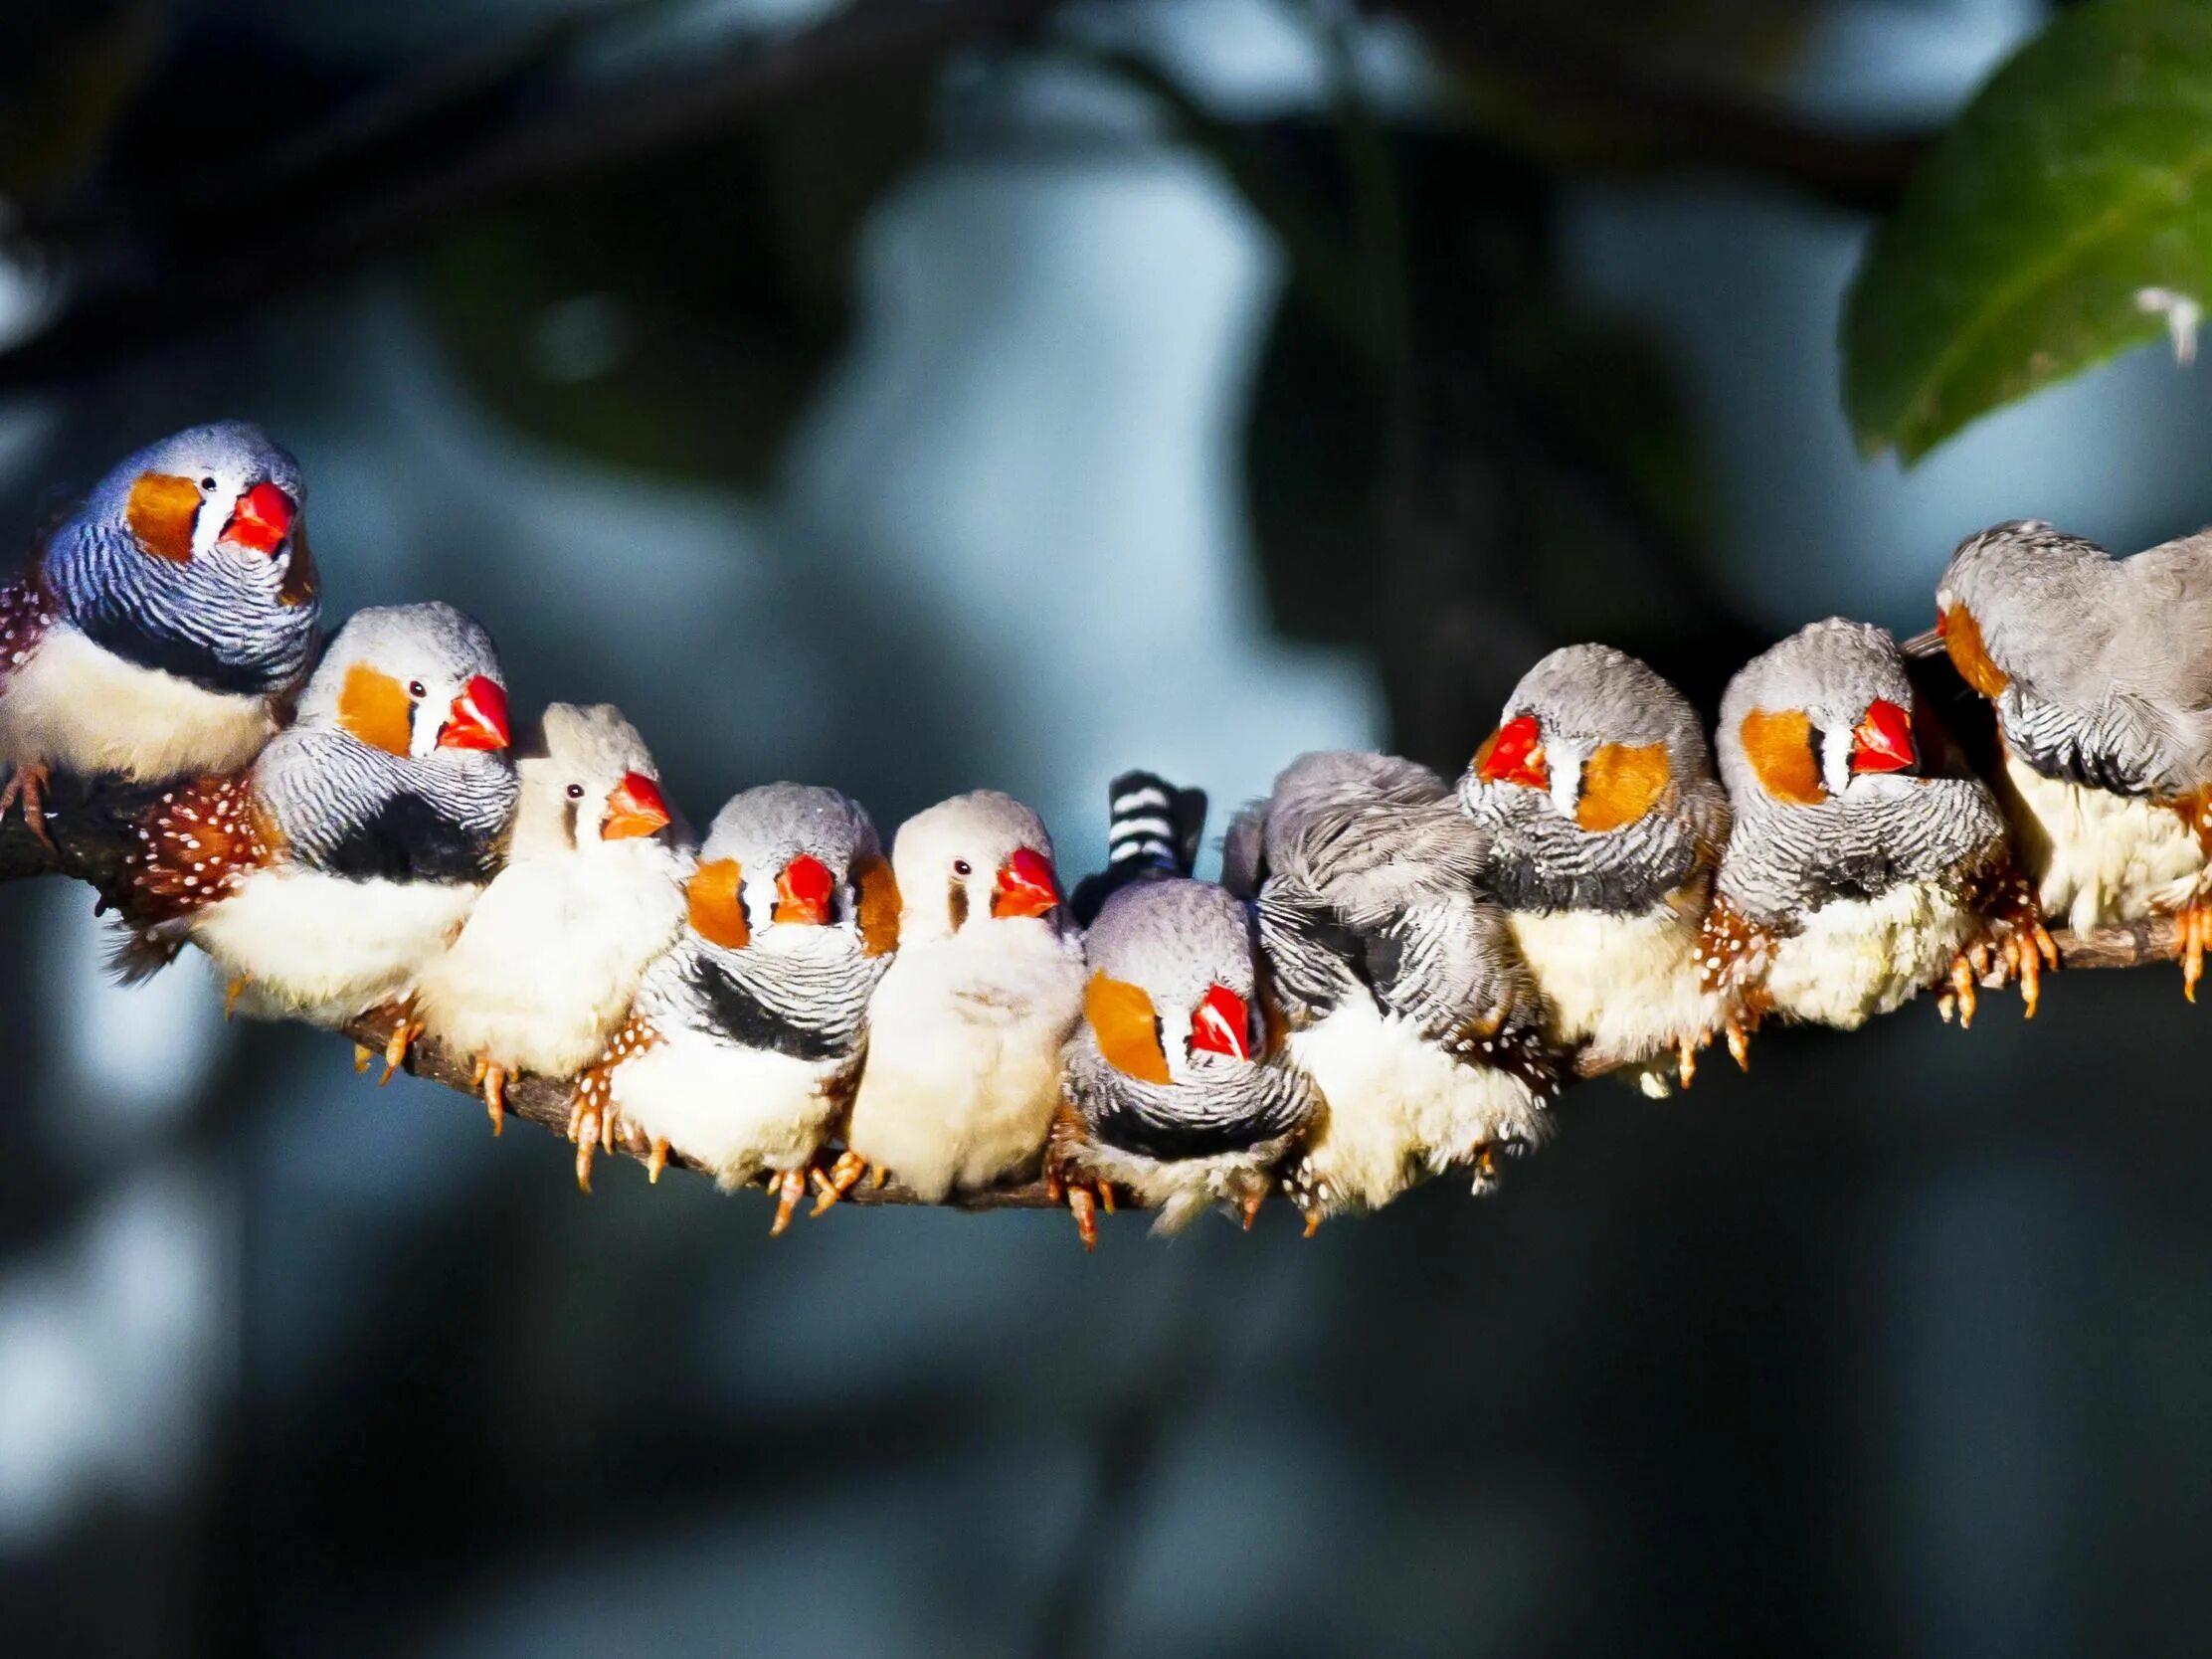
[686,782,893,955]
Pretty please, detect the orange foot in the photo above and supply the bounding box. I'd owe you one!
[468,1054,509,1136]
[2179,903,2212,1004]
[224,975,252,1020]
[1237,1184,1266,1232]
[764,1166,815,1237]
[0,762,55,852]
[1943,884,2059,1025]
[1043,1167,1116,1250]
[376,1012,423,1086]
[1676,1034,1702,1089]
[808,1149,872,1217]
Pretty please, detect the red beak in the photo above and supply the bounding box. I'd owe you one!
[1849,697,1916,775]
[221,482,294,554]
[773,852,836,925]
[1189,984,1252,1062]
[438,674,510,752]
[1476,714,1550,791]
[991,846,1061,919]
[601,771,670,840]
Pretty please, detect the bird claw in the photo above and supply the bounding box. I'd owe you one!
[1724,1014,1751,1072]
[469,1054,507,1136]
[352,1044,373,1074]
[1237,1186,1263,1231]
[377,1016,422,1086]
[223,975,251,1020]
[808,1149,870,1216]
[1675,1034,1699,1090]
[2178,904,2212,1004]
[766,1166,812,1236]
[1467,1144,1501,1196]
[1960,875,2058,1019]
[1058,1176,1114,1251]
[0,762,55,853]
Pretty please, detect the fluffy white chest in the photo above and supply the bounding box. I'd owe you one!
[1760,881,1977,1030]
[1506,900,1716,1064]
[612,1034,850,1190]
[1062,1129,1299,1236]
[843,932,1084,1201]
[1287,994,1548,1215]
[0,624,276,781]
[2000,749,2204,932]
[412,854,683,1076]
[195,869,480,1027]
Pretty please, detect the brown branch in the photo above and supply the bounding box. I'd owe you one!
[0,781,2189,1211]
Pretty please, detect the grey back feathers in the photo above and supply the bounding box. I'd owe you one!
[1939,518,2212,794]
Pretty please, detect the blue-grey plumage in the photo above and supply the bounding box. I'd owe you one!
[1052,877,1315,1243]
[0,421,321,831]
[1705,617,2051,1048]
[567,782,898,1227]
[1936,518,2212,994]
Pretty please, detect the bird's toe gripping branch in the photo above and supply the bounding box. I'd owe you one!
[1042,1165,1116,1251]
[467,1054,509,1136]
[0,762,55,853]
[807,1148,878,1217]
[1945,869,2060,1025]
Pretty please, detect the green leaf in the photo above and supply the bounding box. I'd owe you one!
[1845,0,2212,462]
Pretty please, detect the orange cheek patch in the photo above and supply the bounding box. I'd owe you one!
[1942,603,2010,698]
[1575,741,1670,832]
[1086,972,1171,1085]
[687,858,751,950]
[279,523,318,608]
[336,664,414,757]
[125,472,203,565]
[853,852,900,957]
[1740,708,1825,806]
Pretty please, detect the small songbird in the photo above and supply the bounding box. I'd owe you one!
[1222,750,1558,1227]
[826,790,1084,1205]
[0,422,318,839]
[1049,878,1316,1246]
[566,783,899,1229]
[1704,618,2052,1046]
[409,703,684,1133]
[1068,768,1208,926]
[1933,518,2212,994]
[113,603,518,1043]
[1457,644,1730,1092]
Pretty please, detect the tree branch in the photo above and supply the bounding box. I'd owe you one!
[0,781,2189,1212]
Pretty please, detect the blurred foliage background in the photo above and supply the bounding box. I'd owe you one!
[7,1,2212,1653]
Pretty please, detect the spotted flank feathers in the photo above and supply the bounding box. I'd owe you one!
[111,773,275,980]
[0,569,57,689]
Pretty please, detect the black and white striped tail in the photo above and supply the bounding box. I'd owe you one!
[1070,770,1209,926]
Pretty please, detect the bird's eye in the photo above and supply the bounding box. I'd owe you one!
[200,476,218,493]
[953,858,972,877]
[566,783,585,801]
[408,679,427,699]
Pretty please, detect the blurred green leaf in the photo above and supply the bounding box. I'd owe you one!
[1844,0,2212,462]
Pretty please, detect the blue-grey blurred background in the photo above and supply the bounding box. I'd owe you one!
[5,1,2212,1653]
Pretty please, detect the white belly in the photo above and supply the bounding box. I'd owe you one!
[412,858,683,1077]
[1507,899,1718,1067]
[2000,749,2204,932]
[1760,881,1978,1030]
[843,940,1084,1201]
[1287,995,1549,1215]
[0,625,276,782]
[194,869,480,1026]
[611,1035,851,1190]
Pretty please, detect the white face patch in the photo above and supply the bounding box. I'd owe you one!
[1546,735,1588,820]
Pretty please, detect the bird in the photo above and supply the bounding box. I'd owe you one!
[1048,877,1316,1247]
[1456,644,1731,1092]
[1067,768,1207,926]
[565,783,898,1230]
[1930,518,2212,996]
[1704,617,2053,1045]
[111,602,518,1050]
[0,421,319,843]
[408,703,685,1134]
[825,789,1085,1205]
[1222,750,1559,1228]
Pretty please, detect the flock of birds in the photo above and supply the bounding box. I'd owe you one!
[0,421,2203,1243]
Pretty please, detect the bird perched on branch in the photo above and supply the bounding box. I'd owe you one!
[1929,518,2212,997]
[1705,618,2052,1050]
[566,783,898,1228]
[1068,768,1207,926]
[1048,877,1315,1247]
[112,603,517,1043]
[1223,750,1558,1228]
[410,703,683,1133]
[826,790,1084,1206]
[0,421,318,842]
[1458,645,1730,1092]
